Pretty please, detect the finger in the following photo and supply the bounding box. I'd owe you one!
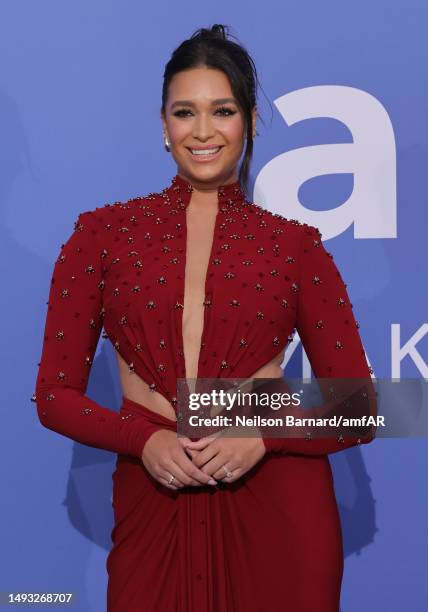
[159,477,180,490]
[213,461,237,480]
[176,437,201,458]
[213,466,243,483]
[186,429,225,446]
[177,435,193,447]
[173,454,218,487]
[190,444,219,469]
[185,447,200,460]
[166,460,203,487]
[158,468,185,489]
[197,457,228,479]
[160,478,180,491]
[184,436,218,450]
[196,449,237,479]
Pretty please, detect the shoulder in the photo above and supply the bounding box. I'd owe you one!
[79,195,151,220]
[76,189,164,229]
[247,199,322,244]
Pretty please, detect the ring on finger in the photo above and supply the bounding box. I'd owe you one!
[167,473,176,485]
[222,464,233,478]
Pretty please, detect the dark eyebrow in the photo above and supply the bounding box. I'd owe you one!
[170,98,237,109]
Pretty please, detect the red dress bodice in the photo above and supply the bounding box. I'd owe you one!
[34,172,374,457]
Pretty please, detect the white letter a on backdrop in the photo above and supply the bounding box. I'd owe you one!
[255,85,396,240]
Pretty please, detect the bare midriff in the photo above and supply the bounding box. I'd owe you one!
[116,191,285,422]
[116,348,285,423]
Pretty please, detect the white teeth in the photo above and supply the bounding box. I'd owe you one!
[190,147,221,155]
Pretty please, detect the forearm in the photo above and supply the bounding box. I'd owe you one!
[34,384,162,458]
[258,376,377,456]
[263,430,375,456]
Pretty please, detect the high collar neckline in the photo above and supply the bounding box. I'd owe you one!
[166,173,246,208]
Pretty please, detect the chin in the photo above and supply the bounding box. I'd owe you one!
[179,163,226,178]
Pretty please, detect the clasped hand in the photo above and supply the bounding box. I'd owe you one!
[142,427,266,491]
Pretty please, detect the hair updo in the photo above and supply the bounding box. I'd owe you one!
[161,24,262,194]
[198,24,228,40]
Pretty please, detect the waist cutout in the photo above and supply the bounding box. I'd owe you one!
[120,395,177,432]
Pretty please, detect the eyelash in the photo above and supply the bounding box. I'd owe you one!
[173,106,237,118]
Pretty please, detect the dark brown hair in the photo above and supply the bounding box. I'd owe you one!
[161,24,263,194]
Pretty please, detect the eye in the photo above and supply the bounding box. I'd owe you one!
[173,109,192,117]
[172,106,237,118]
[215,106,236,116]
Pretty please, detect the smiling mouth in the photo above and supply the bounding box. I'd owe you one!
[186,146,224,159]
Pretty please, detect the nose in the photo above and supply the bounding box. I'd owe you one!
[192,112,216,141]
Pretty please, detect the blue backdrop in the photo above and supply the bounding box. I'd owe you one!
[1,1,427,609]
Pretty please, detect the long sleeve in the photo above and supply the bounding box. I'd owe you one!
[263,224,376,456]
[33,211,161,458]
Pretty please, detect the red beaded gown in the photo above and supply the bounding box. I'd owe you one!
[34,173,375,611]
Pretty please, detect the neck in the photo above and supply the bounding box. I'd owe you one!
[177,171,239,195]
[166,172,246,211]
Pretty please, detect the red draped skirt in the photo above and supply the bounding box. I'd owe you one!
[106,396,343,611]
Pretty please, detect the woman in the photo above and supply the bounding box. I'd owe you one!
[35,24,375,612]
